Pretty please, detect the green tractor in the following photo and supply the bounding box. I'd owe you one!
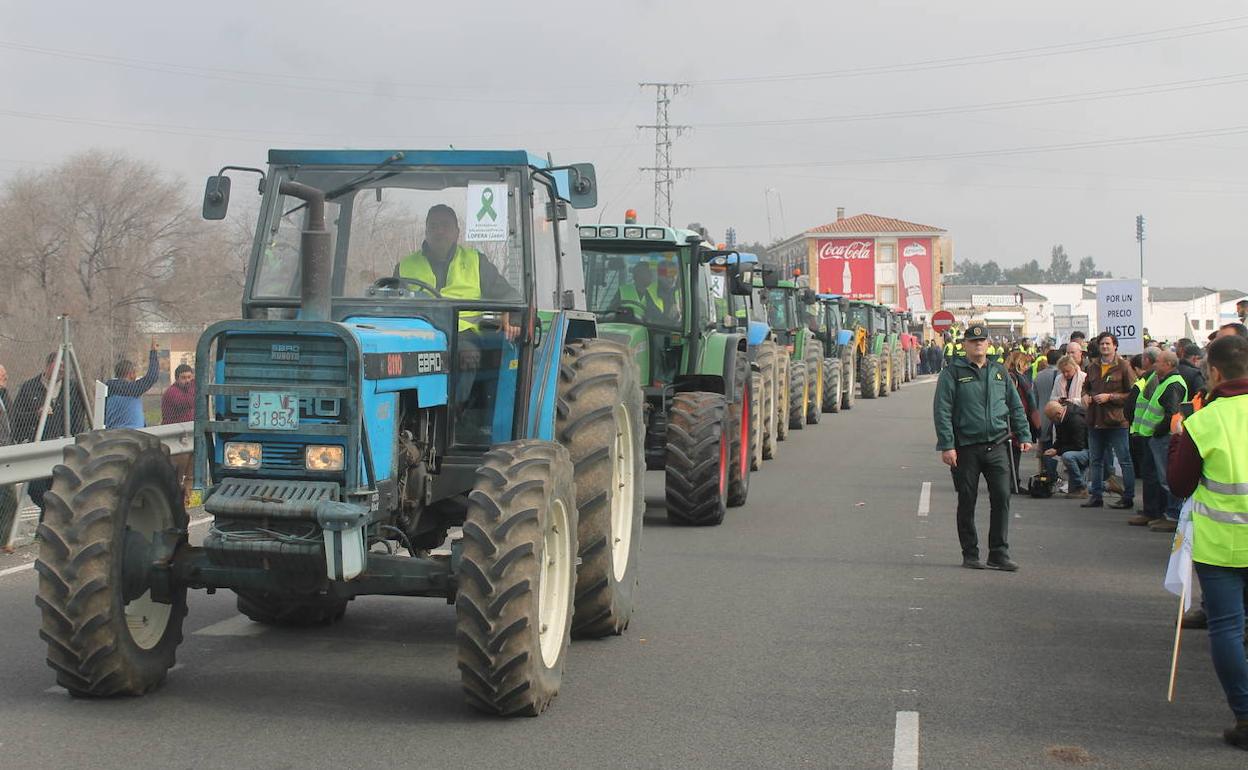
[881,305,903,394]
[759,271,824,430]
[810,293,857,413]
[846,299,891,399]
[34,149,648,717]
[578,219,754,525]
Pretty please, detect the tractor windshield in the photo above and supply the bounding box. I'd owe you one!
[581,246,685,329]
[252,167,526,303]
[766,288,792,330]
[847,305,870,330]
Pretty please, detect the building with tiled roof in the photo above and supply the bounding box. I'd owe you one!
[770,208,952,337]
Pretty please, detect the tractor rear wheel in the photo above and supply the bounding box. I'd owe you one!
[36,430,188,697]
[776,355,791,441]
[823,356,841,413]
[555,339,644,639]
[665,392,730,526]
[726,351,752,507]
[879,354,891,398]
[805,342,823,424]
[788,358,808,430]
[861,354,880,399]
[892,352,903,391]
[749,369,764,471]
[456,440,577,717]
[236,592,348,626]
[841,347,857,410]
[757,342,780,461]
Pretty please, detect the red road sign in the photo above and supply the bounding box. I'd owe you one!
[931,310,955,333]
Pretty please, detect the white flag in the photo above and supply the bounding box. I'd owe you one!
[1164,498,1195,611]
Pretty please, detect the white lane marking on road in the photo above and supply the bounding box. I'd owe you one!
[193,614,267,637]
[893,710,920,770]
[917,482,931,518]
[1,515,212,580]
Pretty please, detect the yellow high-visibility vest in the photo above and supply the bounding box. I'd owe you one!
[1185,394,1248,567]
[398,245,483,332]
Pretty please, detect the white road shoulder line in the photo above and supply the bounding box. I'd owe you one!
[917,482,931,518]
[1,515,212,580]
[892,710,920,770]
[193,614,266,637]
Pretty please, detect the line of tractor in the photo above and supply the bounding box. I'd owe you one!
[29,149,923,718]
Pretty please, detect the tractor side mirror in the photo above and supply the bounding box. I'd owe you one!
[729,268,755,296]
[760,267,780,289]
[839,297,850,313]
[559,163,597,209]
[800,288,817,304]
[202,175,231,220]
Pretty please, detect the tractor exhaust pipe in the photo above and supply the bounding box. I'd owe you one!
[279,180,332,322]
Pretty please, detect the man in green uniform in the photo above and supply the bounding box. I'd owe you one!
[933,323,1032,571]
[613,261,665,322]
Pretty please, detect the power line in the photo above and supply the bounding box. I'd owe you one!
[686,124,1248,171]
[691,72,1248,129]
[638,83,691,226]
[688,15,1248,86]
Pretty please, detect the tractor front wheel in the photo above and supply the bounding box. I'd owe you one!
[841,347,857,410]
[456,440,577,717]
[726,351,752,507]
[776,356,791,441]
[665,392,730,526]
[788,358,808,430]
[749,369,764,471]
[805,342,823,424]
[36,430,188,697]
[555,338,644,639]
[823,357,841,414]
[757,342,780,461]
[861,354,880,399]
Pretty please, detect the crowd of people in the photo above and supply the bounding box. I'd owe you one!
[0,343,197,553]
[933,313,1248,750]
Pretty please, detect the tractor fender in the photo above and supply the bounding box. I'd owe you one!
[526,310,577,440]
[674,332,745,397]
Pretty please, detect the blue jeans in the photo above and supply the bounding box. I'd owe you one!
[1039,440,1059,478]
[1061,449,1089,489]
[1149,435,1181,520]
[1194,562,1248,719]
[1088,427,1134,502]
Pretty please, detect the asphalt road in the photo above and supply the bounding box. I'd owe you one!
[0,375,1241,769]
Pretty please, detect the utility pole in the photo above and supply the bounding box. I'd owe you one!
[638,82,691,226]
[1136,214,1145,280]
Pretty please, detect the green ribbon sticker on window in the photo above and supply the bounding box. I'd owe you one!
[476,187,497,222]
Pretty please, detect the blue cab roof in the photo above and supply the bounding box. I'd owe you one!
[726,251,760,265]
[267,149,551,169]
[817,293,844,301]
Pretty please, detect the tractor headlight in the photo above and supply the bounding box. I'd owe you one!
[305,445,345,471]
[223,442,262,469]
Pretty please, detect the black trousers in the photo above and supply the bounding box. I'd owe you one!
[950,442,1013,560]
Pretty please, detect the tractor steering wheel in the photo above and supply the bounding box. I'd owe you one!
[370,276,442,298]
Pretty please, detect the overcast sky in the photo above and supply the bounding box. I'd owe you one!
[2,0,1245,290]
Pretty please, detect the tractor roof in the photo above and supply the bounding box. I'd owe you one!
[578,223,696,247]
[817,293,844,301]
[267,149,551,169]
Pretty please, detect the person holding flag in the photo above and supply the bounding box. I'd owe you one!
[1167,334,1248,750]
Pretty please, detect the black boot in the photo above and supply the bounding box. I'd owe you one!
[1223,720,1248,750]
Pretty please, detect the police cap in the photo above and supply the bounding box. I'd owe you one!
[964,323,989,341]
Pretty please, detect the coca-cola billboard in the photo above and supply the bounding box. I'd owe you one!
[817,239,875,299]
[898,237,933,313]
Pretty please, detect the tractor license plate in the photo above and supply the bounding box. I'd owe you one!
[248,391,299,430]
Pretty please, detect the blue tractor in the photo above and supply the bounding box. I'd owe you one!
[34,150,647,717]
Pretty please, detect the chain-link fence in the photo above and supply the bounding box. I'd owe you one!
[1,316,209,549]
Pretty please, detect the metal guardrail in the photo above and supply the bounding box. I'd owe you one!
[0,422,193,486]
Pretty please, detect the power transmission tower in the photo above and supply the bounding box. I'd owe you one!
[638,82,691,226]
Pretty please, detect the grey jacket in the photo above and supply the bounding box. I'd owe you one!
[1033,367,1059,441]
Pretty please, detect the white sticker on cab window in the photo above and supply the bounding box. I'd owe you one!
[465,184,508,242]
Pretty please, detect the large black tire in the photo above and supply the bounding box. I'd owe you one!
[861,353,880,399]
[757,341,780,460]
[776,355,791,441]
[456,440,578,717]
[823,357,841,414]
[555,338,644,639]
[36,429,188,697]
[726,351,752,507]
[892,351,903,391]
[665,392,730,526]
[748,369,764,471]
[788,358,808,430]
[805,341,823,425]
[236,592,348,626]
[841,346,857,410]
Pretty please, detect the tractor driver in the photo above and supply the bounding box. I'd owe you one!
[613,261,666,322]
[396,204,521,441]
[655,259,683,324]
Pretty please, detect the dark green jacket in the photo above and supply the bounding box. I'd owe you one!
[933,356,1030,451]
